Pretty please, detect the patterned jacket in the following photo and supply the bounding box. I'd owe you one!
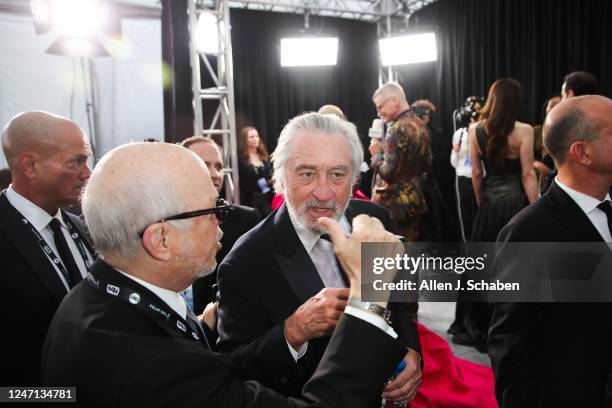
[371,109,432,222]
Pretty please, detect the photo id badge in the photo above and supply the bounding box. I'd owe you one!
[257,177,271,193]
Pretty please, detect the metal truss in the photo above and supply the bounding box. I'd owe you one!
[188,0,437,203]
[189,0,241,202]
[197,0,436,22]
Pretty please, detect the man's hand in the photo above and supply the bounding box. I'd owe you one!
[317,215,400,300]
[198,301,218,331]
[284,287,349,351]
[369,138,383,156]
[382,348,423,402]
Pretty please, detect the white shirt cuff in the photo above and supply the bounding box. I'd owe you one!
[345,306,398,339]
[286,339,308,362]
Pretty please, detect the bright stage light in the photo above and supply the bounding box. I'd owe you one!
[280,37,338,67]
[195,12,222,54]
[52,0,106,38]
[46,36,109,57]
[378,32,437,66]
[30,0,52,34]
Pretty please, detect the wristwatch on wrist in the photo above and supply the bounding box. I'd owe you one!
[347,297,393,326]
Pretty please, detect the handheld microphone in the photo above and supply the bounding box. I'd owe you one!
[368,118,384,139]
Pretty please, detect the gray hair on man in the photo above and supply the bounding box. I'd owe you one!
[82,143,194,261]
[271,112,365,194]
[372,82,407,103]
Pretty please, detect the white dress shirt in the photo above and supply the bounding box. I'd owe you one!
[6,185,93,290]
[117,270,188,319]
[450,127,473,178]
[555,178,612,242]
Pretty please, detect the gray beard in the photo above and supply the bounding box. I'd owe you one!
[285,196,350,234]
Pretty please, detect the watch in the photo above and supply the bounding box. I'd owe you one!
[347,297,393,326]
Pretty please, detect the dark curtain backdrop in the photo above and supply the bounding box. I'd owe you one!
[403,0,611,135]
[163,1,610,197]
[229,9,380,152]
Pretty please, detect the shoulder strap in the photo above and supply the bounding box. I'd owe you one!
[475,123,487,153]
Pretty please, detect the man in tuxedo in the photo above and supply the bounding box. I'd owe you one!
[41,142,409,407]
[489,95,612,407]
[541,71,601,194]
[217,112,422,403]
[0,111,94,386]
[181,135,261,314]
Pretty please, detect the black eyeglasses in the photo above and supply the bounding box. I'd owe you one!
[139,198,231,237]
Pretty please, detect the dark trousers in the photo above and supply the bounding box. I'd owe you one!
[455,175,476,243]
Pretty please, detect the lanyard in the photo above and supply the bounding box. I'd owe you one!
[11,206,91,283]
[86,274,206,346]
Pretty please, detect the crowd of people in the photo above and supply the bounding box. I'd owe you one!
[0,69,610,407]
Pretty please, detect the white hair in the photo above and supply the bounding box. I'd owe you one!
[372,82,407,102]
[271,112,365,194]
[82,145,193,261]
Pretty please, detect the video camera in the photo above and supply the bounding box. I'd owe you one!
[452,96,484,131]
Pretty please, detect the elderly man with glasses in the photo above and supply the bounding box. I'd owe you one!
[370,82,432,242]
[41,142,409,407]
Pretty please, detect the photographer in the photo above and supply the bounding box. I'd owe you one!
[450,96,483,242]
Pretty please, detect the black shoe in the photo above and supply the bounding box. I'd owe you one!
[475,342,488,353]
[447,323,462,335]
[451,332,477,346]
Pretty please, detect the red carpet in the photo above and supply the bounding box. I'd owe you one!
[412,323,498,408]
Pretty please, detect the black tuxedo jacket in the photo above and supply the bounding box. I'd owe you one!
[0,191,94,386]
[41,260,406,407]
[489,182,612,407]
[217,199,420,396]
[193,204,261,314]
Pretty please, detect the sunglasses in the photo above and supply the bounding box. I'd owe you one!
[139,197,231,237]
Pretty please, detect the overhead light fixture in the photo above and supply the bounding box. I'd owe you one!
[30,0,52,34]
[195,12,223,54]
[46,36,109,58]
[378,32,437,66]
[30,0,121,57]
[280,37,338,67]
[280,11,338,67]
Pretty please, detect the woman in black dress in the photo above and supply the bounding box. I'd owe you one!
[452,78,538,351]
[238,126,273,217]
[470,78,538,241]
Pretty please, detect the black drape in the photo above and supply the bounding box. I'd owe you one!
[403,0,611,135]
[161,0,195,143]
[161,1,610,199]
[229,9,380,152]
[391,0,611,224]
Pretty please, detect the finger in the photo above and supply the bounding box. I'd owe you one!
[383,378,420,400]
[332,299,348,311]
[326,287,350,300]
[383,366,418,392]
[350,214,373,234]
[316,217,348,247]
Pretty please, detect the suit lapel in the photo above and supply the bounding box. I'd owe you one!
[0,192,67,302]
[273,204,324,304]
[546,183,605,242]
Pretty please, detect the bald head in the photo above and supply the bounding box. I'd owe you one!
[82,143,217,262]
[1,111,91,214]
[543,95,612,165]
[1,111,85,167]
